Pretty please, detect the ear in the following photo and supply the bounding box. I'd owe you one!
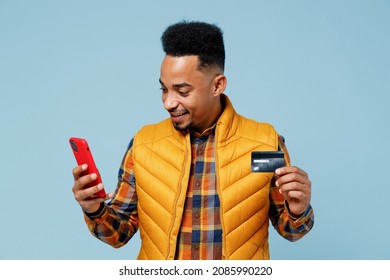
[212,74,227,97]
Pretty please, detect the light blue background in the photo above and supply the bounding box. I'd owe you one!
[1,0,389,260]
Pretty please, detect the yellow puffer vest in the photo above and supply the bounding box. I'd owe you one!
[132,95,279,260]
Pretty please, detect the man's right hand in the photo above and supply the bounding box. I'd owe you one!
[72,164,113,214]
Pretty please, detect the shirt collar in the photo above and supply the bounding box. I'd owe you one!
[191,123,217,138]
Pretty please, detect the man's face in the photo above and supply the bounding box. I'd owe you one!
[160,55,222,133]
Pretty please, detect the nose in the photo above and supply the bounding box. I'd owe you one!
[162,91,179,111]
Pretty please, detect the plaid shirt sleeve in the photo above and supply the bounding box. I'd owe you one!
[268,135,314,241]
[83,139,139,248]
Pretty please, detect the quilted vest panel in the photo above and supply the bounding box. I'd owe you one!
[133,95,279,259]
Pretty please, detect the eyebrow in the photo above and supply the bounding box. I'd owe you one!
[159,78,192,89]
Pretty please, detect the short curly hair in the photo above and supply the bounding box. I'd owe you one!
[161,21,225,72]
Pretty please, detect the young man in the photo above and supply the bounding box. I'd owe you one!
[72,21,314,260]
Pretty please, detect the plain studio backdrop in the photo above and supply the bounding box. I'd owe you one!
[0,0,389,260]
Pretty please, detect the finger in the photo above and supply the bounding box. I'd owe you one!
[276,166,308,178]
[276,172,311,188]
[279,181,311,197]
[77,191,114,213]
[72,172,97,193]
[75,182,105,201]
[281,189,307,201]
[276,166,308,177]
[72,164,88,180]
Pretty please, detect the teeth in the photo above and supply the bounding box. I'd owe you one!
[171,112,186,117]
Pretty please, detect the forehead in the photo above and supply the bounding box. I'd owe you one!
[160,55,204,84]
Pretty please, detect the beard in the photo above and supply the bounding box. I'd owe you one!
[172,119,194,134]
[169,109,193,133]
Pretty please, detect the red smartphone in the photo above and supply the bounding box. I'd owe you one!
[69,137,106,198]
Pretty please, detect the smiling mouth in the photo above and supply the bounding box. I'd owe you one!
[169,110,188,123]
[171,113,186,120]
[171,112,185,117]
[169,109,188,117]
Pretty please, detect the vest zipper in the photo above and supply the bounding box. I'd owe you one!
[165,133,191,259]
[215,122,227,260]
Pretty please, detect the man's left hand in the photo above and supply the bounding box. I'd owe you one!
[275,166,311,217]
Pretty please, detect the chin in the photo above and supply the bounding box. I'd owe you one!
[172,121,193,133]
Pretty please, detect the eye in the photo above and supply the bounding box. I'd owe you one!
[160,87,168,93]
[178,90,189,95]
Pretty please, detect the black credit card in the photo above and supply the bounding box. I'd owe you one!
[251,151,286,172]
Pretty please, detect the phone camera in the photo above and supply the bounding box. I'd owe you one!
[70,140,78,152]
